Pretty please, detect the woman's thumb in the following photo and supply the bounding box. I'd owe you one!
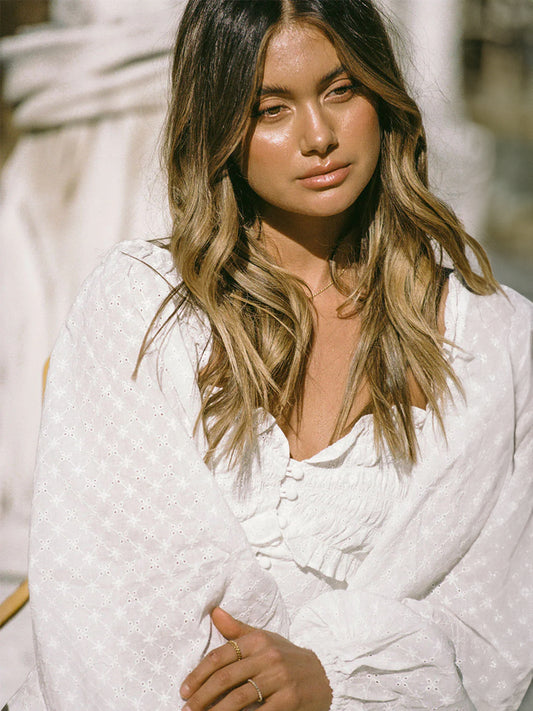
[211,607,254,639]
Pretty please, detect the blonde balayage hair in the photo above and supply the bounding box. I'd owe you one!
[137,0,498,467]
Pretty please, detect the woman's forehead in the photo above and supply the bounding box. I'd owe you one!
[261,23,344,89]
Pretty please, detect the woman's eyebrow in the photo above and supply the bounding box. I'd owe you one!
[258,65,346,97]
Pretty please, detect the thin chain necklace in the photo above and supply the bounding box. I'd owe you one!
[311,279,335,299]
[310,264,348,299]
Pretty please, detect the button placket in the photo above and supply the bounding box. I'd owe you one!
[277,459,305,531]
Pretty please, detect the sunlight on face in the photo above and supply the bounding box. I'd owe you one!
[242,23,381,226]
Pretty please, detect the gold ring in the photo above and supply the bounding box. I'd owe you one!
[227,639,242,661]
[246,678,264,703]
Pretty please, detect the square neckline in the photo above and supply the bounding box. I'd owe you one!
[282,270,466,464]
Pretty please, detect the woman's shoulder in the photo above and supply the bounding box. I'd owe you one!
[70,239,180,325]
[449,270,533,341]
[48,239,206,427]
[55,238,206,373]
[447,272,532,385]
[95,238,178,292]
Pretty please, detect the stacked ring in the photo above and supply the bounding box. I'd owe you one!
[246,678,264,703]
[227,639,243,661]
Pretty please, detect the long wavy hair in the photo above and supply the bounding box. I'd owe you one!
[137,0,498,467]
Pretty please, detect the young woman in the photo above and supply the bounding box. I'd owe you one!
[6,1,532,710]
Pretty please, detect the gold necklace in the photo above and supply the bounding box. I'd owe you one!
[310,264,348,299]
[311,279,335,299]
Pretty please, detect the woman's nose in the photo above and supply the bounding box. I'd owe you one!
[298,105,338,156]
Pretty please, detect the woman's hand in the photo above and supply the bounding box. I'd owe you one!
[180,607,332,711]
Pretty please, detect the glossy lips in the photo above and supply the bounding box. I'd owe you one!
[298,163,351,189]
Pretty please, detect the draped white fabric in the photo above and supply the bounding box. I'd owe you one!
[6,241,532,710]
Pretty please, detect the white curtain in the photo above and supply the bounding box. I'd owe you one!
[0,0,185,576]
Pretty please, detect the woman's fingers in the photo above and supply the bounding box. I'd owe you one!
[180,641,246,698]
[181,632,277,709]
[181,609,332,711]
[181,612,267,700]
[207,678,274,711]
[183,670,269,711]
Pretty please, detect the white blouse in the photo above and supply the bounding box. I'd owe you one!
[7,240,533,711]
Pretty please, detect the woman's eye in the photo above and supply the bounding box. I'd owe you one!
[255,104,284,119]
[329,82,357,98]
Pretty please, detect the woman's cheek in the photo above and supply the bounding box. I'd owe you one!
[245,131,291,196]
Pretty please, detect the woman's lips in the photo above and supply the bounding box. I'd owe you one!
[298,164,351,189]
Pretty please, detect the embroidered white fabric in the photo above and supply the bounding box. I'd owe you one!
[6,240,533,711]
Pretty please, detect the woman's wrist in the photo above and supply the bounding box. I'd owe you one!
[308,649,333,710]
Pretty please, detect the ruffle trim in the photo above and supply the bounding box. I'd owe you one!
[281,534,363,582]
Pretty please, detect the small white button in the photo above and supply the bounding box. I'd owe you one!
[280,483,298,501]
[287,465,304,480]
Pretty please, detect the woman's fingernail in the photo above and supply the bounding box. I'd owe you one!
[180,683,190,698]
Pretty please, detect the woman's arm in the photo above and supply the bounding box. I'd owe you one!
[289,288,533,711]
[179,286,533,711]
[27,242,288,710]
[180,593,476,711]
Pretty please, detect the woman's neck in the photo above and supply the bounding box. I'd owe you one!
[258,208,355,293]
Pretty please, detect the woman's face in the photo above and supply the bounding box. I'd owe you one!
[241,23,381,225]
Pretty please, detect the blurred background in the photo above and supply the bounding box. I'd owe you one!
[463,0,533,289]
[0,0,532,706]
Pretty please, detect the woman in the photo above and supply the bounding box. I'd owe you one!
[6,0,532,710]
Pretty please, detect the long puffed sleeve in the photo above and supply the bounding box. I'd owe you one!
[11,242,288,710]
[290,285,533,711]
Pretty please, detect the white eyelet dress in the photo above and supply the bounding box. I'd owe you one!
[6,240,533,711]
